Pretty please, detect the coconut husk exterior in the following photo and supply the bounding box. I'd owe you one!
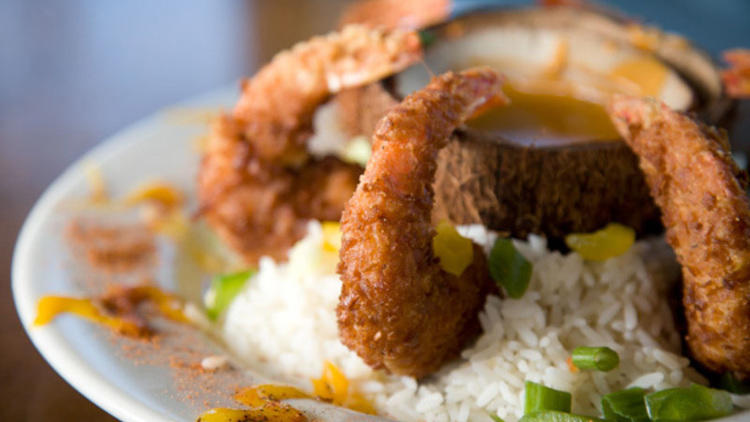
[336,81,400,139]
[433,132,662,238]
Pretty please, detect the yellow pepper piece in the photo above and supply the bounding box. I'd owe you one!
[235,385,312,407]
[196,408,254,422]
[565,223,636,261]
[196,405,307,422]
[321,221,342,253]
[310,375,333,401]
[224,385,311,422]
[311,361,376,415]
[432,220,474,276]
[124,181,184,209]
[325,361,349,406]
[311,361,339,401]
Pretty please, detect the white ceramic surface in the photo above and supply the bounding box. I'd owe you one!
[12,87,236,422]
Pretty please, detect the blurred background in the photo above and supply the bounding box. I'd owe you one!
[1,0,748,420]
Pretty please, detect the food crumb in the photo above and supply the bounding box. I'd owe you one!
[201,355,230,371]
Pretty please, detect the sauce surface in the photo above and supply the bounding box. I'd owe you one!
[467,84,621,147]
[34,285,188,337]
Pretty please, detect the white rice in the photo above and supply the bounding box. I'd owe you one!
[220,220,729,421]
[221,222,371,383]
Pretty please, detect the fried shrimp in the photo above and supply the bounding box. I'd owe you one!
[609,96,750,379]
[339,0,451,30]
[198,25,422,264]
[337,68,505,378]
[233,25,422,166]
[721,48,750,98]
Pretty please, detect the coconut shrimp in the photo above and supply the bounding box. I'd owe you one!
[232,25,422,166]
[721,48,750,98]
[609,96,750,379]
[198,25,422,264]
[339,0,451,30]
[337,68,505,378]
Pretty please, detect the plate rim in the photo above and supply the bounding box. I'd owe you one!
[11,86,236,422]
[12,112,180,422]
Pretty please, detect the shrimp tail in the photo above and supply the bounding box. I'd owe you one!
[609,95,750,379]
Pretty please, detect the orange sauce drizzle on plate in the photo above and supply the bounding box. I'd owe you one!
[34,285,187,337]
[34,296,146,337]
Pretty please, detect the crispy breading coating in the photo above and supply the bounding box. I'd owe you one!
[337,68,505,378]
[721,48,750,99]
[199,26,422,264]
[609,96,750,379]
[339,0,450,30]
[198,116,361,263]
[233,25,422,166]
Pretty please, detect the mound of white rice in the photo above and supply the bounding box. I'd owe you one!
[221,220,715,421]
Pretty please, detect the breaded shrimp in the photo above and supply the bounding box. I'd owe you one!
[198,116,362,263]
[233,25,422,166]
[339,0,451,30]
[337,68,505,378]
[609,95,750,379]
[199,26,422,264]
[721,48,750,98]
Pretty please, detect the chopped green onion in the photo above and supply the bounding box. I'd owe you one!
[644,384,733,421]
[524,381,572,414]
[204,269,255,320]
[719,372,750,395]
[601,387,649,422]
[488,413,505,422]
[489,238,532,299]
[571,347,619,372]
[519,410,604,422]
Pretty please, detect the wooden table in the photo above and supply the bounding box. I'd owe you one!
[1,1,747,420]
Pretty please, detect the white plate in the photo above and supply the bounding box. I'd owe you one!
[12,86,750,421]
[11,87,233,422]
[11,87,381,422]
